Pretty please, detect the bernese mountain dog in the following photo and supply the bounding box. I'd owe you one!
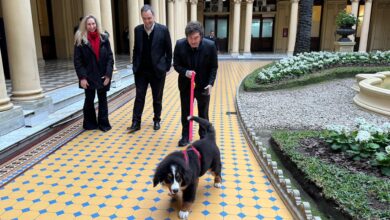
[153,116,222,219]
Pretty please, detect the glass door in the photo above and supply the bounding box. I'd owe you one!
[204,16,229,52]
[251,16,274,52]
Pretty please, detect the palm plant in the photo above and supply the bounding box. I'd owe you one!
[294,0,314,55]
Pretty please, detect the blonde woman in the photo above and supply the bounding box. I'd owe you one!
[74,15,114,132]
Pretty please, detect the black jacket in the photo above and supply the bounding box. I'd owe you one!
[74,34,114,91]
[132,23,172,78]
[174,38,218,92]
[205,36,218,50]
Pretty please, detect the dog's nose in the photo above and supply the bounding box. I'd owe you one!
[172,189,178,194]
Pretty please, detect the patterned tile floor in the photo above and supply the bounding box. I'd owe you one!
[5,55,131,95]
[0,61,293,220]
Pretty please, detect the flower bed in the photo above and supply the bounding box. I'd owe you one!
[257,51,390,84]
[324,118,390,176]
[271,129,390,219]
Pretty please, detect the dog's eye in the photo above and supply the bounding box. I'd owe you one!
[167,173,173,178]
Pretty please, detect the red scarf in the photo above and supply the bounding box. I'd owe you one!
[88,31,100,61]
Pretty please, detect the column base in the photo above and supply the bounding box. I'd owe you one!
[13,96,53,127]
[11,88,45,101]
[242,52,252,58]
[0,106,24,136]
[231,52,240,58]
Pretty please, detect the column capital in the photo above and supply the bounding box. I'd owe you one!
[189,0,197,4]
[246,0,254,3]
[234,0,242,4]
[291,0,299,3]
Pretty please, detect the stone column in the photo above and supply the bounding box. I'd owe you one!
[159,0,167,25]
[244,0,254,55]
[100,0,117,72]
[175,0,186,40]
[151,0,160,22]
[0,51,12,111]
[168,0,175,47]
[0,49,24,134]
[232,0,242,56]
[2,0,44,101]
[31,0,44,65]
[139,0,144,24]
[350,0,359,42]
[190,0,197,21]
[287,0,299,55]
[129,0,140,62]
[83,0,101,22]
[359,0,373,52]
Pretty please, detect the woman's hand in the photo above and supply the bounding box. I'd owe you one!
[80,79,89,89]
[102,76,110,86]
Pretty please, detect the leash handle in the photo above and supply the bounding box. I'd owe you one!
[189,71,195,142]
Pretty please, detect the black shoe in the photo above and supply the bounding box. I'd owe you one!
[127,122,141,133]
[178,137,189,147]
[153,121,161,130]
[83,126,98,130]
[99,126,112,132]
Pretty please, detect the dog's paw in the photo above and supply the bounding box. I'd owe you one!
[214,182,222,188]
[179,210,190,219]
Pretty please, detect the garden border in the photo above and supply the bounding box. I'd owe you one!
[236,75,321,220]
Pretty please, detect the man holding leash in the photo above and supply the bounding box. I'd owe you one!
[173,21,218,146]
[128,4,172,133]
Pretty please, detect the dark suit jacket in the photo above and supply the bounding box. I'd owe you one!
[205,36,218,50]
[132,23,172,78]
[174,38,218,92]
[74,34,113,91]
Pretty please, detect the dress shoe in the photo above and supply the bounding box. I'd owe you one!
[127,122,141,133]
[83,125,98,130]
[178,137,189,147]
[153,121,161,130]
[99,126,112,132]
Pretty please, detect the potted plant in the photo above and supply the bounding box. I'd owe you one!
[335,10,358,42]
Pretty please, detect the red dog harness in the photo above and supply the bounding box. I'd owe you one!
[182,146,201,168]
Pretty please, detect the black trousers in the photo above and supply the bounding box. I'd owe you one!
[180,89,210,139]
[83,89,111,129]
[132,71,166,123]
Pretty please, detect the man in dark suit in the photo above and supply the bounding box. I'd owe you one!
[205,31,218,51]
[128,4,172,133]
[174,21,218,146]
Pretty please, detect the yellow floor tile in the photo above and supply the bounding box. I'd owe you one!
[0,61,294,220]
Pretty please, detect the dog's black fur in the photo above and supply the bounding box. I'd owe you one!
[153,116,222,217]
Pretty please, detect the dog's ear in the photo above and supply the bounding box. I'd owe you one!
[153,175,160,187]
[153,166,163,187]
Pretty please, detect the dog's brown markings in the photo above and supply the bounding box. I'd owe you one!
[214,175,222,184]
[181,202,193,212]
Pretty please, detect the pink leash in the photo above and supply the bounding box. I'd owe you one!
[189,71,195,142]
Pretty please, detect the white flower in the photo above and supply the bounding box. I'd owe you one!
[381,122,390,133]
[386,146,390,154]
[355,130,372,143]
[355,117,366,126]
[326,125,350,135]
